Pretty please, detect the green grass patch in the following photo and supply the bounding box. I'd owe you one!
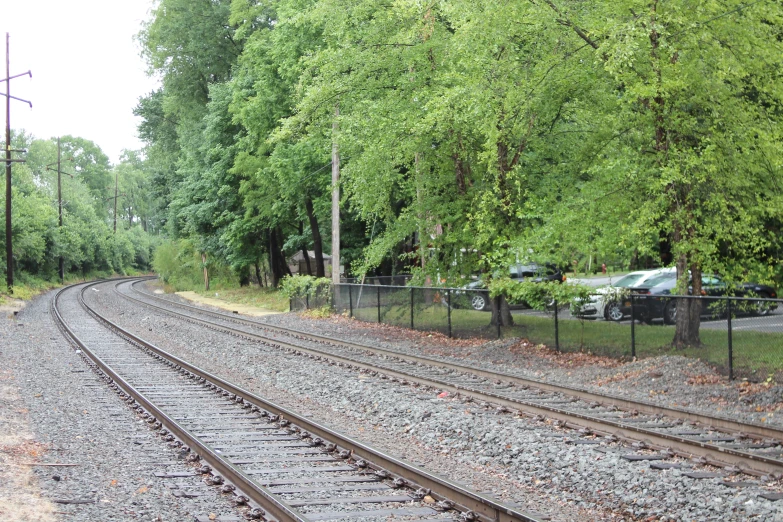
[348,301,783,379]
[0,269,136,303]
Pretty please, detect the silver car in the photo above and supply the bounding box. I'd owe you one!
[576,268,676,321]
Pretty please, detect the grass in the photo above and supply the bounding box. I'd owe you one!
[193,286,290,312]
[350,301,783,379]
[0,270,127,303]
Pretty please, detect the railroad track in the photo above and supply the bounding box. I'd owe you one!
[117,278,783,482]
[54,280,540,522]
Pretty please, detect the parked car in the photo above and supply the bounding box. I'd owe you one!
[576,268,675,321]
[635,274,778,324]
[457,263,565,311]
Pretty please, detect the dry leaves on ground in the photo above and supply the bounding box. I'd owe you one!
[685,373,724,386]
[0,375,56,521]
[508,340,623,369]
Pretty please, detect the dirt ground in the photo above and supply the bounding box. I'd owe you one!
[175,290,283,317]
[0,368,56,521]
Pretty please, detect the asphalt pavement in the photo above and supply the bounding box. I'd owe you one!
[510,303,783,334]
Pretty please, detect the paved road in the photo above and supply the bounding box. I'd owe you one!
[511,306,783,334]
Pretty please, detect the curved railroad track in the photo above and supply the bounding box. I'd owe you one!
[53,279,539,522]
[117,278,783,480]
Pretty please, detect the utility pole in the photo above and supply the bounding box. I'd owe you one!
[2,33,32,293]
[58,139,63,278]
[105,170,125,234]
[46,138,75,284]
[331,104,340,284]
[114,169,118,233]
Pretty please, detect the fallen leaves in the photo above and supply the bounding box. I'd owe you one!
[509,340,622,369]
[685,373,723,385]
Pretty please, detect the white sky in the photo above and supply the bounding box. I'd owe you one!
[0,1,160,164]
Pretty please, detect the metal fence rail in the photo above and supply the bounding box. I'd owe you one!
[290,283,783,382]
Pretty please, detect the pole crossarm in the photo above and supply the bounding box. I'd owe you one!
[0,91,32,107]
[0,70,31,82]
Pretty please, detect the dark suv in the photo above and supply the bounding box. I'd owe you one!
[460,263,565,311]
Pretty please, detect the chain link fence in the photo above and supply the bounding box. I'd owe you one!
[292,283,783,381]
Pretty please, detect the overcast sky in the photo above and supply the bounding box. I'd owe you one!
[0,1,160,163]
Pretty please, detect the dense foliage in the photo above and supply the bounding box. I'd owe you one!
[133,0,782,344]
[1,132,158,290]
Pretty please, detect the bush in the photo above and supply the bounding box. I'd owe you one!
[279,274,332,300]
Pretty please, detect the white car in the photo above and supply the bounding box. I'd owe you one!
[576,268,676,321]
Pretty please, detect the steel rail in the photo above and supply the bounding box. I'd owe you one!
[119,279,783,476]
[128,279,783,440]
[53,281,305,522]
[69,280,542,522]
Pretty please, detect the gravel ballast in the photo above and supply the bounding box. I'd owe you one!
[86,281,783,520]
[0,290,249,522]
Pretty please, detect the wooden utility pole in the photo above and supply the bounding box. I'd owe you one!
[57,139,63,280]
[331,105,340,284]
[2,33,32,293]
[105,169,125,234]
[113,169,118,233]
[46,138,76,284]
[4,33,10,291]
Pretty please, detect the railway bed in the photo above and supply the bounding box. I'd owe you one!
[54,280,539,522]
[117,278,783,480]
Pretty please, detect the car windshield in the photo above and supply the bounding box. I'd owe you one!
[613,273,648,287]
[644,273,676,288]
[510,264,552,278]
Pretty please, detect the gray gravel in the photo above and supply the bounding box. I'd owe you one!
[145,280,783,429]
[261,306,783,430]
[92,281,783,521]
[0,289,247,522]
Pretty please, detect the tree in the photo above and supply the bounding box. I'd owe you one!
[543,0,783,346]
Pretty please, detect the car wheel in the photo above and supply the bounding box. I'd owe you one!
[471,293,489,311]
[604,301,624,322]
[754,293,771,316]
[663,300,677,325]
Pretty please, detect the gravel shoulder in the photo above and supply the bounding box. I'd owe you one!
[0,289,247,522]
[95,281,783,521]
[0,358,56,522]
[260,307,783,430]
[148,279,783,429]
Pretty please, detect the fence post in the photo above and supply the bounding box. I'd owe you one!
[348,285,353,317]
[630,294,636,358]
[554,299,559,352]
[377,286,381,323]
[447,289,452,338]
[410,288,414,329]
[496,295,501,339]
[305,293,309,310]
[727,297,733,381]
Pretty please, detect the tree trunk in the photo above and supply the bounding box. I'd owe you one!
[331,104,341,284]
[672,254,701,347]
[238,265,250,287]
[304,198,325,277]
[277,226,292,278]
[254,263,263,287]
[268,229,284,288]
[299,221,313,276]
[490,295,514,327]
[202,252,210,291]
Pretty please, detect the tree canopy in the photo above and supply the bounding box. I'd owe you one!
[134,0,783,345]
